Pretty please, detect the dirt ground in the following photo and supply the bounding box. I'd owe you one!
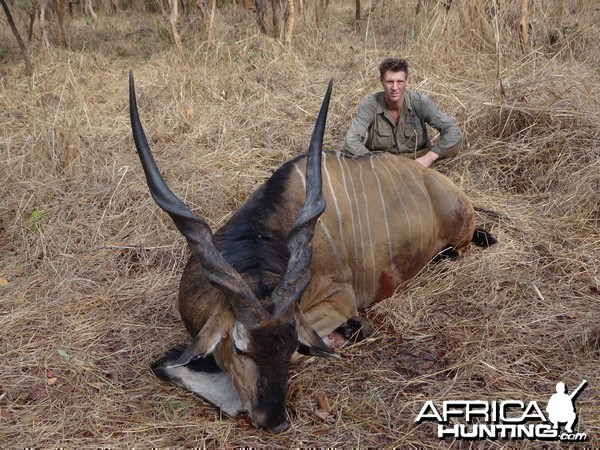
[1,1,599,447]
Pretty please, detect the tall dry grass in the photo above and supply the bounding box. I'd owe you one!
[1,0,598,447]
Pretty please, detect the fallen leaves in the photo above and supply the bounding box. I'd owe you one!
[314,392,335,422]
[46,370,58,386]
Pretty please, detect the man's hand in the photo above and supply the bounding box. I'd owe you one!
[415,151,440,168]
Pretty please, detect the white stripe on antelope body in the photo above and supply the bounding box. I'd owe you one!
[308,151,476,314]
[129,73,496,434]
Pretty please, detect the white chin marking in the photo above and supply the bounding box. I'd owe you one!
[166,365,245,417]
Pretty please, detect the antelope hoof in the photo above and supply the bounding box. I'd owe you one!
[336,316,374,342]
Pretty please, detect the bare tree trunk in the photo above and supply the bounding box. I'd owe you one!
[255,0,267,34]
[157,0,167,16]
[83,0,98,21]
[271,0,283,39]
[0,0,33,76]
[284,0,293,47]
[55,0,69,46]
[28,2,37,41]
[315,0,328,30]
[198,0,211,40]
[315,1,321,29]
[207,0,216,42]
[198,0,207,17]
[518,0,530,54]
[39,0,51,50]
[168,0,182,49]
[355,0,360,21]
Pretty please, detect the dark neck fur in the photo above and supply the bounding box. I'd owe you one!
[213,155,304,299]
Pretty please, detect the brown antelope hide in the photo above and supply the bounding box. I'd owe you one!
[129,72,496,434]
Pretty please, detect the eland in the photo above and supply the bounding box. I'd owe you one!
[129,72,495,434]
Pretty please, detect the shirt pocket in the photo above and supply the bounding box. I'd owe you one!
[403,123,424,151]
[371,127,394,151]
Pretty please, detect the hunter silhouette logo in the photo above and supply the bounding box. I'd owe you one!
[546,380,587,433]
[416,380,588,442]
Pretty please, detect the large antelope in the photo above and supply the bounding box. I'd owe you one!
[129,73,495,434]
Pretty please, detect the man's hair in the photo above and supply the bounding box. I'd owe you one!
[379,58,409,77]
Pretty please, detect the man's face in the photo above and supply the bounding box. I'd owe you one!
[380,70,408,105]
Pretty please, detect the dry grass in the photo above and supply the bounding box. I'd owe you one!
[1,0,599,447]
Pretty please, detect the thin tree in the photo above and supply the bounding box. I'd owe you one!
[284,0,293,47]
[157,0,167,16]
[0,0,33,76]
[271,0,284,39]
[27,0,69,48]
[55,0,69,46]
[83,0,98,22]
[254,0,267,34]
[315,0,330,30]
[254,0,292,40]
[207,0,216,42]
[168,0,182,50]
[198,0,216,42]
[518,0,530,54]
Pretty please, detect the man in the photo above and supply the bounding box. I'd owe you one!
[344,58,462,168]
[546,382,578,433]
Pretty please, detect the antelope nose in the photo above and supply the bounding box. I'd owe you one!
[267,421,289,434]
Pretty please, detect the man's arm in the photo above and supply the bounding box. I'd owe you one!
[418,94,462,159]
[343,97,377,157]
[415,150,439,168]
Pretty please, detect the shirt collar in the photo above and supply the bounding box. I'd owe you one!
[376,91,412,114]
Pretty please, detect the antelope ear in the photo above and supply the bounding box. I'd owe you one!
[296,313,338,358]
[170,315,226,367]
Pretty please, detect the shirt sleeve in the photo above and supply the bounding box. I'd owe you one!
[417,94,462,158]
[343,96,377,157]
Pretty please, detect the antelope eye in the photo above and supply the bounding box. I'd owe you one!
[233,345,249,357]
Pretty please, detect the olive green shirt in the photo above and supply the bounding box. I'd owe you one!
[344,91,462,158]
